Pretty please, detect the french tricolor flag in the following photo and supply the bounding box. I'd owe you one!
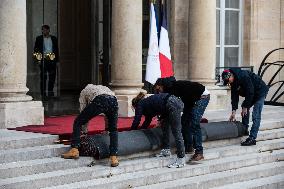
[159,1,174,78]
[145,1,174,85]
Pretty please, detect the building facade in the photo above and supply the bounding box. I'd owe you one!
[0,0,283,129]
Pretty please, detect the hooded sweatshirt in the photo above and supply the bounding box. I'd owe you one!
[229,68,269,110]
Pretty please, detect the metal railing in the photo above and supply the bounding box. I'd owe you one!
[258,48,284,106]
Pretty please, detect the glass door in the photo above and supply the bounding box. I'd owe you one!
[26,0,61,116]
[27,0,99,116]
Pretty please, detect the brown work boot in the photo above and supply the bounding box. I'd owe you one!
[110,156,119,167]
[61,148,79,159]
[191,153,204,161]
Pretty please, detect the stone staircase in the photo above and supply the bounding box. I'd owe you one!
[0,105,284,189]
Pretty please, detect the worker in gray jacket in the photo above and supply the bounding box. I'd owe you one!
[61,84,119,167]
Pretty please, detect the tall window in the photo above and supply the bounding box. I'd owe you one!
[216,0,243,68]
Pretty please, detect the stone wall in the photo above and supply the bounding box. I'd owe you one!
[171,0,284,107]
[243,0,284,103]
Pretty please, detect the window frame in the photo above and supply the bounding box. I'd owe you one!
[216,0,243,68]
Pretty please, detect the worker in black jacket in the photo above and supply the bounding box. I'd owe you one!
[154,77,210,161]
[131,92,185,168]
[222,68,269,146]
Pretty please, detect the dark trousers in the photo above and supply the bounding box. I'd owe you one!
[181,106,194,151]
[161,95,185,158]
[71,94,118,156]
[40,60,56,97]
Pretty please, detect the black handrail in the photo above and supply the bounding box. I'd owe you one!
[258,48,284,106]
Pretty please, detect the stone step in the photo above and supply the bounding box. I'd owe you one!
[0,144,68,164]
[261,105,284,110]
[204,138,284,160]
[134,161,284,189]
[0,130,58,150]
[0,124,281,175]
[256,128,284,141]
[210,173,284,189]
[0,156,94,179]
[40,150,284,189]
[1,120,282,165]
[123,137,284,162]
[203,127,284,149]
[1,137,283,180]
[75,130,284,165]
[118,137,284,167]
[258,119,284,131]
[256,105,284,111]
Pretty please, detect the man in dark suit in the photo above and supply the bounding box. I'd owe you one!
[34,25,59,97]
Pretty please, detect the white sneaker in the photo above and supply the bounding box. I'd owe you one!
[167,157,185,168]
[156,149,171,157]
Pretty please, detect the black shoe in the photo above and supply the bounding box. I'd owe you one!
[241,137,256,146]
[244,128,249,136]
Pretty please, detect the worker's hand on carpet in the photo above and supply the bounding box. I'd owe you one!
[229,111,236,122]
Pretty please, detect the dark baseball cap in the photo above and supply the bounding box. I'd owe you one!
[221,70,232,86]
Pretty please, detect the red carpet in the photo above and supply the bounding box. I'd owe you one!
[11,115,208,141]
[11,115,158,140]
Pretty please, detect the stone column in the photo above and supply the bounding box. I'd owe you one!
[111,0,144,116]
[188,0,229,109]
[170,0,190,80]
[90,0,99,84]
[0,0,43,129]
[188,0,216,84]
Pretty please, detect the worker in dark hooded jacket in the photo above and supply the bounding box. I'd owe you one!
[221,68,269,146]
[131,92,186,168]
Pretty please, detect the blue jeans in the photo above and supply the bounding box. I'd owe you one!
[188,97,210,153]
[242,96,266,140]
